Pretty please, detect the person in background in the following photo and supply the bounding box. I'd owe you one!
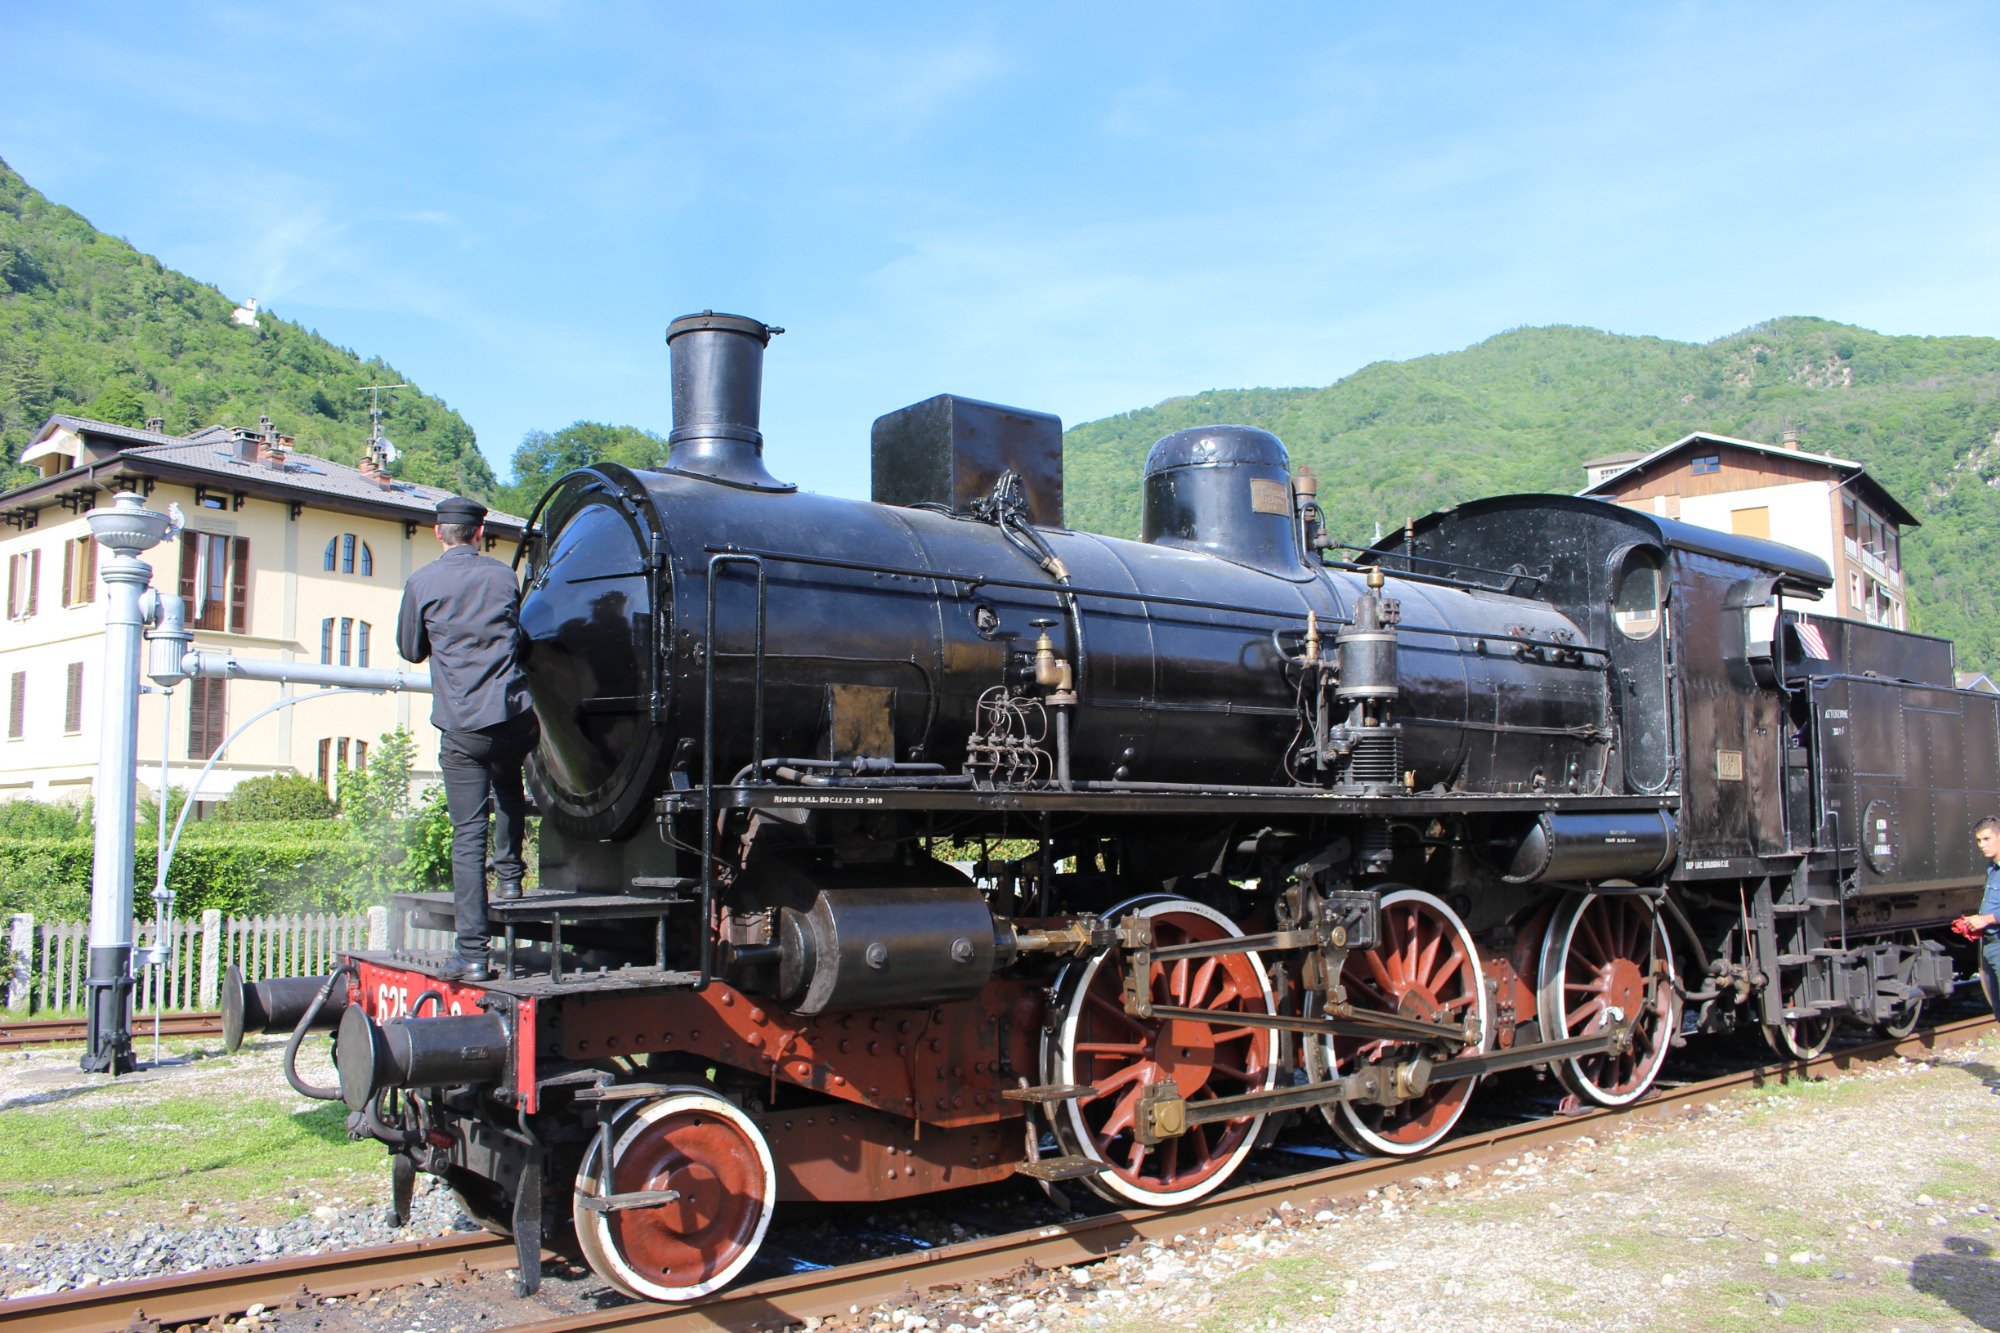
[1955,816,2000,1017]
[397,495,538,983]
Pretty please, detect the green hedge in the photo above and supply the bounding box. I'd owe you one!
[0,822,382,920]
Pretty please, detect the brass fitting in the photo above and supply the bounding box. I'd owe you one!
[1033,624,1074,693]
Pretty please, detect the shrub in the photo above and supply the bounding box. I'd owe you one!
[0,797,90,840]
[219,773,336,822]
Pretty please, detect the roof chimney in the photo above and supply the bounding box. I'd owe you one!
[1780,426,1801,451]
[144,416,165,434]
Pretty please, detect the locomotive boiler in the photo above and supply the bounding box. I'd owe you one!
[240,312,1996,1303]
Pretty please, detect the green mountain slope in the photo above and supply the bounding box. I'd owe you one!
[1064,319,2000,668]
[0,158,494,498]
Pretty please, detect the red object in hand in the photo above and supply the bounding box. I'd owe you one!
[1952,916,1984,940]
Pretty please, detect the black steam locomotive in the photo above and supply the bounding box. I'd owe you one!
[238,313,1996,1301]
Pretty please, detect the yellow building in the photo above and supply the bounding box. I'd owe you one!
[0,414,524,805]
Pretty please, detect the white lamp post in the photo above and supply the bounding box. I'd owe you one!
[81,491,174,1074]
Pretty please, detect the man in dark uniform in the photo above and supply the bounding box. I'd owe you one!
[1957,817,2000,1017]
[398,495,538,982]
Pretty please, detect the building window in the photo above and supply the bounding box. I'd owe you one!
[317,736,370,794]
[64,662,84,735]
[319,618,372,666]
[1842,494,1858,553]
[188,675,228,759]
[180,533,249,632]
[1690,454,1721,475]
[1729,506,1770,540]
[61,536,97,608]
[7,672,23,740]
[324,534,374,576]
[7,549,40,619]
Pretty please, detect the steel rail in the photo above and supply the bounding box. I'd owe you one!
[0,1012,222,1050]
[505,1015,1995,1332]
[0,1232,518,1333]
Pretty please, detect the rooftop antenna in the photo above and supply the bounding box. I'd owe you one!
[359,383,409,468]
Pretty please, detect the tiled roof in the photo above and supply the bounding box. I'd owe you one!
[6,414,527,532]
[41,414,187,449]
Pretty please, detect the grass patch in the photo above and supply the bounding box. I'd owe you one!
[0,1091,382,1232]
[1193,1254,1340,1332]
[1676,1272,1975,1332]
[1918,1157,1996,1205]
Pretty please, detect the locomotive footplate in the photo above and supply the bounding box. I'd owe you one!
[390,890,694,980]
[683,786,1676,818]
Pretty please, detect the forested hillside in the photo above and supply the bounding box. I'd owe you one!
[0,158,494,497]
[1064,320,2000,668]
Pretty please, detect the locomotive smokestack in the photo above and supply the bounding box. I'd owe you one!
[664,311,793,491]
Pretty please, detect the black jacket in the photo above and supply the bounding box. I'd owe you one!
[397,545,533,733]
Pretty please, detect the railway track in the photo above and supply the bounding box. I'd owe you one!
[0,1232,519,1333]
[0,1013,222,1050]
[5,1014,1989,1333]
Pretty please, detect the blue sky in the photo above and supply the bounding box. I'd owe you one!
[3,2,1997,498]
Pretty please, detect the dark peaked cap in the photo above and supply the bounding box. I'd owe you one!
[435,495,487,524]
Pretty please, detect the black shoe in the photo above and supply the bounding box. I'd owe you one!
[439,957,491,984]
[497,883,524,901]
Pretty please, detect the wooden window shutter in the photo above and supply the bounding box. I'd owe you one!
[178,532,198,620]
[188,676,228,759]
[25,549,37,616]
[318,737,331,785]
[7,672,23,739]
[229,537,249,633]
[81,539,95,601]
[61,541,74,608]
[8,553,18,618]
[64,662,83,734]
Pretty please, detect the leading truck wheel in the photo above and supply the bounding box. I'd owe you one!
[572,1089,776,1302]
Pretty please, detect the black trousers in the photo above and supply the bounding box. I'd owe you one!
[439,712,539,962]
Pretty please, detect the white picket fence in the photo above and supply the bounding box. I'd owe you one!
[4,908,453,1015]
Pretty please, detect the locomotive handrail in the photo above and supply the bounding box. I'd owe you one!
[1331,541,1548,594]
[700,553,770,989]
[703,544,1611,659]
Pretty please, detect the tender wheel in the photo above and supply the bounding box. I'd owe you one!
[1536,893,1679,1106]
[1872,932,1925,1040]
[1318,887,1489,1156]
[572,1088,776,1302]
[1043,896,1278,1206]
